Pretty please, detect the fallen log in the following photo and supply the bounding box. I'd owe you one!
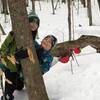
[51,35,100,57]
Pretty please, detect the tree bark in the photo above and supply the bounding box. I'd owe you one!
[51,35,100,57]
[87,0,92,26]
[8,0,49,100]
[67,0,72,41]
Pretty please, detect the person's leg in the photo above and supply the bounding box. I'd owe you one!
[5,82,15,100]
[15,73,24,91]
[4,72,24,100]
[4,71,16,100]
[15,63,24,91]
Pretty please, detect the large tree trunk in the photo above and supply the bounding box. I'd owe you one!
[8,0,49,100]
[51,35,100,57]
[87,0,92,26]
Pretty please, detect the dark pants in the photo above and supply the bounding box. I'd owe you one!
[1,69,24,100]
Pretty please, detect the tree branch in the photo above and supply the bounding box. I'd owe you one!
[51,35,100,57]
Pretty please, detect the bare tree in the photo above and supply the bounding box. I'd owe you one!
[97,0,100,10]
[62,0,66,4]
[51,0,55,14]
[67,0,72,41]
[54,0,60,10]
[87,0,92,25]
[7,0,49,100]
[80,0,86,7]
[38,0,42,11]
[31,0,36,13]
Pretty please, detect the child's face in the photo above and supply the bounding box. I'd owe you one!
[29,22,38,31]
[41,37,52,51]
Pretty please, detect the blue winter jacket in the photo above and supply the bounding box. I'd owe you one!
[35,42,53,74]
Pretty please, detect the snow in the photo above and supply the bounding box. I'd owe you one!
[0,0,100,100]
[44,46,100,100]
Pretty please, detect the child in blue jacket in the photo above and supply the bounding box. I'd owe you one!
[35,35,57,74]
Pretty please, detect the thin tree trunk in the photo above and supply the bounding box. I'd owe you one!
[7,0,49,100]
[38,0,42,11]
[77,0,80,14]
[1,0,9,14]
[97,0,100,10]
[80,0,86,7]
[67,0,72,41]
[31,0,35,13]
[51,35,100,57]
[62,0,66,4]
[51,0,55,14]
[54,0,60,10]
[87,0,92,26]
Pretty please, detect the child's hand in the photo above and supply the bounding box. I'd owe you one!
[0,69,12,84]
[7,55,16,64]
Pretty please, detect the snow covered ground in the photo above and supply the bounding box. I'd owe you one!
[0,0,100,100]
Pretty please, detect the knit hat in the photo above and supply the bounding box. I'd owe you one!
[45,35,57,47]
[28,15,40,27]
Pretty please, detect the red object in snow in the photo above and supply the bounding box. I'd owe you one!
[59,56,70,63]
[74,48,81,54]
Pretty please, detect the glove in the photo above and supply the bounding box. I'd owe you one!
[7,55,16,64]
[73,48,81,54]
[59,56,70,63]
